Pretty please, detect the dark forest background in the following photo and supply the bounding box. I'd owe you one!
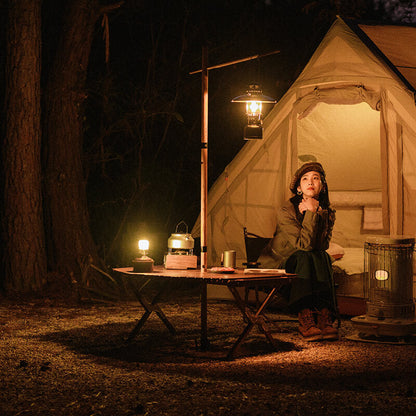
[1,0,415,296]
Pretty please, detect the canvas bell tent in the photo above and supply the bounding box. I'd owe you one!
[192,16,416,295]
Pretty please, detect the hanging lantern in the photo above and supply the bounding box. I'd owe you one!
[232,84,276,140]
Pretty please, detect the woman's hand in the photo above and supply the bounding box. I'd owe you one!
[299,197,320,213]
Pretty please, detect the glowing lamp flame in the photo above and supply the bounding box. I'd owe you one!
[138,239,150,258]
[247,101,262,115]
[138,240,149,251]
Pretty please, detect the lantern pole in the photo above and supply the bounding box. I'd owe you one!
[200,46,209,349]
[201,46,208,271]
[191,48,280,272]
[192,47,279,351]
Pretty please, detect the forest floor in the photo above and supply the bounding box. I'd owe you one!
[1,285,416,416]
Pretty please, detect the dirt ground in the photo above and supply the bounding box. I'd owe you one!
[1,288,416,416]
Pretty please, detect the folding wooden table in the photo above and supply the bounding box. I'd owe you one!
[113,266,295,359]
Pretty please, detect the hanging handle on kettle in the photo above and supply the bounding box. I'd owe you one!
[175,220,189,234]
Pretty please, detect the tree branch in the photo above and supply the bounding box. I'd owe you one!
[100,1,124,15]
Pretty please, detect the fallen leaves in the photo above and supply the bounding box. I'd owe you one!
[1,297,416,415]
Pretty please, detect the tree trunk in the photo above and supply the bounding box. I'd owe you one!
[2,0,46,293]
[44,0,101,279]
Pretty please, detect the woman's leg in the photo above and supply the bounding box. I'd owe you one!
[285,250,338,341]
[285,250,335,312]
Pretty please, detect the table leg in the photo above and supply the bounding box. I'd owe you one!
[125,277,176,341]
[226,286,278,359]
[127,310,151,342]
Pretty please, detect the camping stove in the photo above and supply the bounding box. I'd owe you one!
[348,235,416,343]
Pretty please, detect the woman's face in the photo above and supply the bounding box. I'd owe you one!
[297,171,323,198]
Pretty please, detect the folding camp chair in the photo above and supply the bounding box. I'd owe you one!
[243,227,269,304]
[242,227,296,329]
[243,227,341,331]
[243,227,271,269]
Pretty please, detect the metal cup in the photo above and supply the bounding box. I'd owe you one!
[222,250,236,268]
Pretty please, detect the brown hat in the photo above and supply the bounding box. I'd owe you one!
[290,162,326,194]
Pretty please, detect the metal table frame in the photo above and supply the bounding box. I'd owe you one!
[113,266,295,359]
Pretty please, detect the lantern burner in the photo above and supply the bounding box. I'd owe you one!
[132,239,154,272]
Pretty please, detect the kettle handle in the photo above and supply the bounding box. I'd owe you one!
[175,220,189,234]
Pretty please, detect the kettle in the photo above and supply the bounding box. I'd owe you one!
[167,221,194,252]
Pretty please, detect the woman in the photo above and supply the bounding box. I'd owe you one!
[258,162,338,341]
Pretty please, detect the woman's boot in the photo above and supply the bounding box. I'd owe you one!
[317,308,338,340]
[298,309,322,341]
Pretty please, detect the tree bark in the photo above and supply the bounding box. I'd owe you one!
[2,0,46,293]
[43,0,102,279]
